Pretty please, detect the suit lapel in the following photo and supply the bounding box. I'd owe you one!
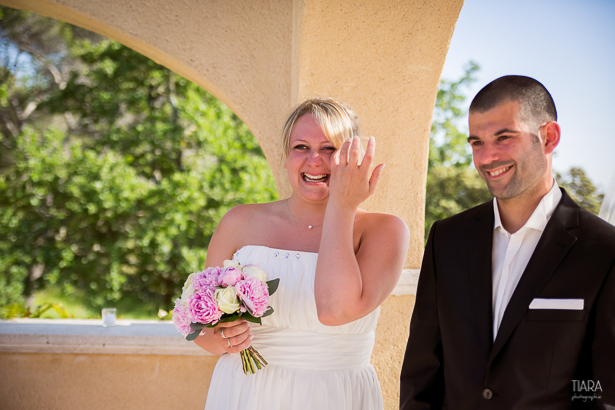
[468,202,495,353]
[486,190,579,366]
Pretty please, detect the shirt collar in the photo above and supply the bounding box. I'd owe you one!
[493,179,562,233]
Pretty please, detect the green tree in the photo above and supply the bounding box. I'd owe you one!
[556,167,604,215]
[426,62,492,239]
[0,8,277,312]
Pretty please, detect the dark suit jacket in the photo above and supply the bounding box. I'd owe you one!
[400,189,615,410]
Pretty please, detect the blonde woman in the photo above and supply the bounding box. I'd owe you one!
[195,98,409,410]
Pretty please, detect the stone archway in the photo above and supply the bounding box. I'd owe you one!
[0,0,465,407]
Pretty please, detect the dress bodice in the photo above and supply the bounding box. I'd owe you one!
[205,245,384,410]
[234,245,380,335]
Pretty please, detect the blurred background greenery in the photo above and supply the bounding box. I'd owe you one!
[0,7,604,320]
[0,7,278,319]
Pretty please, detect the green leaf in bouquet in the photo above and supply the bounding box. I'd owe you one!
[216,313,242,324]
[260,306,274,318]
[186,331,200,341]
[266,278,280,295]
[190,322,208,331]
[241,312,263,324]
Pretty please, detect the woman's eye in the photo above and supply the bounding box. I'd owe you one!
[293,145,308,150]
[323,146,336,151]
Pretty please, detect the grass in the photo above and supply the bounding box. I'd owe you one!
[33,286,167,320]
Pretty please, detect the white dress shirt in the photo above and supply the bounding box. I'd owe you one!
[491,181,562,340]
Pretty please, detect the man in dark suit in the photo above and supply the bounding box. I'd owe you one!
[400,75,615,409]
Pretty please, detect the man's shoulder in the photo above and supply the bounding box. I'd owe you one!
[433,200,493,232]
[575,206,615,246]
[557,190,615,248]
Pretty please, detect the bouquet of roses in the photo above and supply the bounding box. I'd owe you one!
[172,259,279,374]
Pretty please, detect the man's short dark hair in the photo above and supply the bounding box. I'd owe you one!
[469,75,557,129]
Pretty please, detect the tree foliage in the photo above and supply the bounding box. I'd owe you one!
[426,62,492,239]
[556,167,604,215]
[0,7,277,311]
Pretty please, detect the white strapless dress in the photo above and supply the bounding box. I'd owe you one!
[204,245,383,410]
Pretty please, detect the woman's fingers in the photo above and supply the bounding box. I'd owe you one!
[329,136,382,205]
[349,136,361,165]
[332,147,340,167]
[216,320,253,353]
[339,138,351,165]
[216,320,249,338]
[368,163,385,196]
[362,137,376,170]
[225,326,252,352]
[228,332,253,353]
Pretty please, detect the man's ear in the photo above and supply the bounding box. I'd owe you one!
[542,121,561,154]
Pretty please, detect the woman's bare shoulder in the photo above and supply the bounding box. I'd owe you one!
[207,201,284,267]
[356,209,410,241]
[215,201,284,242]
[220,201,283,227]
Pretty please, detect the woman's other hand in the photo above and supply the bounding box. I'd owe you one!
[195,319,253,355]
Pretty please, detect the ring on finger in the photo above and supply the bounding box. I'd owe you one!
[221,329,227,339]
[227,339,233,348]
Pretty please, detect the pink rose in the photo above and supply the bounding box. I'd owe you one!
[172,299,193,337]
[192,267,223,291]
[188,289,222,325]
[220,267,244,288]
[236,277,270,317]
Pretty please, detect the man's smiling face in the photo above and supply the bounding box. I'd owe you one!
[468,100,549,202]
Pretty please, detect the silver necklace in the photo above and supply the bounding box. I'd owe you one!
[285,199,323,229]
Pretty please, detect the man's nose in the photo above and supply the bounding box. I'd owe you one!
[477,142,500,165]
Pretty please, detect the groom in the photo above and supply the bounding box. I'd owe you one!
[400,76,615,409]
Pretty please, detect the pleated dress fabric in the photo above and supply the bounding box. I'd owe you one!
[204,245,383,410]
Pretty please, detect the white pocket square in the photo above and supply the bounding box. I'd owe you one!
[529,298,584,310]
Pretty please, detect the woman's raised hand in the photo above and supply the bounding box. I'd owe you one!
[329,136,384,211]
[213,319,253,354]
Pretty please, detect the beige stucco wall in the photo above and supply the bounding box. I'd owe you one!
[374,295,417,410]
[296,0,463,267]
[0,352,218,410]
[0,0,463,408]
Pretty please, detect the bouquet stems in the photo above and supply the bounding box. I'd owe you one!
[240,346,268,374]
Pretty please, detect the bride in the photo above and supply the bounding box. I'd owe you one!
[194,98,410,409]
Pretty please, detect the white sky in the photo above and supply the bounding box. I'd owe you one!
[440,0,615,191]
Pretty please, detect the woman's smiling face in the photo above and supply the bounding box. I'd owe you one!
[285,114,337,202]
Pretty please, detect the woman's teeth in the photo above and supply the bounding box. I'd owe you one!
[303,173,328,182]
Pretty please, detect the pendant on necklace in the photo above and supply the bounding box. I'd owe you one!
[308,225,313,229]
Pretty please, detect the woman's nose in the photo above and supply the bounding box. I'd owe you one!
[306,150,322,165]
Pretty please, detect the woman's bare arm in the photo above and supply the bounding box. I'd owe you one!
[315,137,410,325]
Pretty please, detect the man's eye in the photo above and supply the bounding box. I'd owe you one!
[498,135,511,141]
[470,141,483,147]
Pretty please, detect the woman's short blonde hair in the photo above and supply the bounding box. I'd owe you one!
[281,98,360,159]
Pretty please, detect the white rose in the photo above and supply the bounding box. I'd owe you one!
[215,286,241,314]
[242,265,267,282]
[223,259,241,269]
[182,272,196,291]
[181,282,195,301]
